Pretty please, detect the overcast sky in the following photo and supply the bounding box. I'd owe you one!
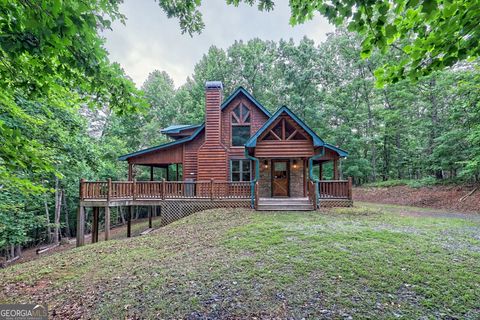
[103,0,334,88]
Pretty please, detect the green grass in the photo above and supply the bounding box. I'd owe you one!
[1,206,479,319]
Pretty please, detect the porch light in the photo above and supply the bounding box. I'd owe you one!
[293,160,298,169]
[263,160,268,169]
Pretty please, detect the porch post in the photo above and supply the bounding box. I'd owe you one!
[150,166,154,181]
[128,163,135,181]
[333,158,339,180]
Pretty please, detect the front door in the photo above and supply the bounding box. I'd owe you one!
[272,160,289,197]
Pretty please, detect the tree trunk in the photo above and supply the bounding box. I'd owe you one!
[53,177,62,244]
[62,189,71,238]
[44,194,51,243]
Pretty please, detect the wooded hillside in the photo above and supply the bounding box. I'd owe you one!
[1,1,479,262]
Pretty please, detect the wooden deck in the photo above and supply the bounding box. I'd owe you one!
[80,179,251,204]
[79,178,352,206]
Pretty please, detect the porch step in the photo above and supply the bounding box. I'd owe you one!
[257,198,314,211]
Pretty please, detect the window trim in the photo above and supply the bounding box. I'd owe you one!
[230,159,252,182]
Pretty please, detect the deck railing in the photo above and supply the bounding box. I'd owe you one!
[80,178,352,204]
[318,178,352,200]
[80,179,251,201]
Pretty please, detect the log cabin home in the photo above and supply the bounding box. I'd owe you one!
[77,81,351,246]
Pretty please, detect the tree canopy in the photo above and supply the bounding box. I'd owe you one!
[160,0,480,85]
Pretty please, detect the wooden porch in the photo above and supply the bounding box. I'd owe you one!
[79,178,352,208]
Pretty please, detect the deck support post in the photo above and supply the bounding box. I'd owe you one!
[104,206,111,241]
[127,206,132,238]
[92,207,99,243]
[148,207,153,228]
[76,206,85,247]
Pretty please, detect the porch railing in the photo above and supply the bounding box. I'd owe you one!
[318,179,352,199]
[308,178,353,207]
[80,179,251,201]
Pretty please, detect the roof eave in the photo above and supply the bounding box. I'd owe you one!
[118,124,205,161]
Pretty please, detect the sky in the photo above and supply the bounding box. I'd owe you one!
[103,0,334,88]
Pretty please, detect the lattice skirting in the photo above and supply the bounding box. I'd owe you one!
[318,199,353,208]
[160,200,251,226]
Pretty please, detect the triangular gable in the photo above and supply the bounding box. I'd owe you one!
[221,87,271,117]
[245,106,324,148]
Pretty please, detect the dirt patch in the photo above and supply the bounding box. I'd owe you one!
[354,185,480,213]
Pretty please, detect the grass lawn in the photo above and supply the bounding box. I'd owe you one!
[1,205,479,319]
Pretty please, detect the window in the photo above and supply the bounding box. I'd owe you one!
[231,159,251,181]
[232,126,250,146]
[231,103,251,146]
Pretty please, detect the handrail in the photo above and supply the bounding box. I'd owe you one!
[80,180,252,200]
[316,179,351,199]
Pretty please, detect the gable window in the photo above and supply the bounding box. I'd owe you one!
[231,103,251,146]
[230,159,251,181]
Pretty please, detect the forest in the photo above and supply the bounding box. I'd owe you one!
[1,1,479,259]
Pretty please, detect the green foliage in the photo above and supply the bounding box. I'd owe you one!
[288,0,480,85]
[159,0,479,86]
[0,0,145,251]
[0,0,145,193]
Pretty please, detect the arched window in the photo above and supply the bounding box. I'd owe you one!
[231,103,251,146]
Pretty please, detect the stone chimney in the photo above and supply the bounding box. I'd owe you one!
[204,81,223,145]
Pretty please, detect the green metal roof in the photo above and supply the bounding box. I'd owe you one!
[161,124,202,134]
[245,106,325,148]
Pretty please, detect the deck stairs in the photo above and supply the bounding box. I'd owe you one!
[257,197,314,211]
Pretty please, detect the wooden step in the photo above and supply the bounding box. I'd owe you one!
[257,204,314,211]
[257,198,314,211]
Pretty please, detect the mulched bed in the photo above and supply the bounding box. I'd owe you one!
[354,185,480,213]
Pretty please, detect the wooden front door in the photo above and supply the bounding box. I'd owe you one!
[272,160,289,197]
